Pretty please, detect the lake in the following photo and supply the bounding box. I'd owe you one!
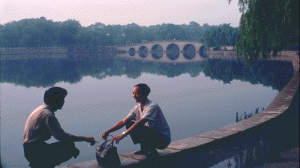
[0,57,294,167]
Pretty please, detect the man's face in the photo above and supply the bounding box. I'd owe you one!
[132,86,142,103]
[55,97,65,110]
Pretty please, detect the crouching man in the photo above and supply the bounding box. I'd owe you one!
[23,87,96,168]
[101,83,171,158]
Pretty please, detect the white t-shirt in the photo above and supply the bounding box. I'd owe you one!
[23,104,74,144]
[126,99,171,144]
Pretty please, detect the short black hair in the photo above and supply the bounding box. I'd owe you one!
[134,83,151,97]
[44,87,67,105]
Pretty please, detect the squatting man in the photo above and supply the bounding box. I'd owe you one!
[101,83,171,158]
[23,87,96,168]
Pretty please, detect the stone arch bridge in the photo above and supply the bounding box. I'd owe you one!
[116,40,208,63]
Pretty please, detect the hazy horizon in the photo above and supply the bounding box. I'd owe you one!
[0,0,241,27]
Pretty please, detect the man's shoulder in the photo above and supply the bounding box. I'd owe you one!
[146,100,161,110]
[37,104,55,117]
[147,100,159,106]
[28,105,54,122]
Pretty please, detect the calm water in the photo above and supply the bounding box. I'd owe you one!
[0,57,294,167]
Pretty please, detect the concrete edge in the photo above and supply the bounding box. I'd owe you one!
[60,52,299,168]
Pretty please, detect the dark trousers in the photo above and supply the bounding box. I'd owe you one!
[126,121,168,150]
[23,141,78,168]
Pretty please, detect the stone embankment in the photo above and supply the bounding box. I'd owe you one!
[0,46,117,60]
[0,47,70,60]
[59,51,299,168]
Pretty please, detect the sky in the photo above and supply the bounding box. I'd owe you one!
[0,0,241,27]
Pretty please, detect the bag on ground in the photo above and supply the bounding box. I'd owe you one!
[96,139,121,167]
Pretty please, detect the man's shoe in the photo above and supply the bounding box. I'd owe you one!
[134,149,149,155]
[146,149,159,159]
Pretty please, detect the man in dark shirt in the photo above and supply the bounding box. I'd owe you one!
[23,87,95,168]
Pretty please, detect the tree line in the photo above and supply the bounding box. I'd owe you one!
[2,0,298,61]
[0,17,239,50]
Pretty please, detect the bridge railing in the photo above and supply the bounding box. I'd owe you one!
[118,40,203,47]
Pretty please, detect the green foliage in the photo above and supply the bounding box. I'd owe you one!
[202,24,239,48]
[228,0,299,60]
[157,24,186,41]
[0,24,5,47]
[0,18,233,48]
[59,19,81,47]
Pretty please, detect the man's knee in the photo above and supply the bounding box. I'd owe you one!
[155,139,169,150]
[45,141,78,165]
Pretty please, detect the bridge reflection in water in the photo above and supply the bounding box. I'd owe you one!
[116,40,208,63]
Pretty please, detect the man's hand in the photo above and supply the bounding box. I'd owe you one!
[101,131,109,140]
[86,136,96,146]
[111,134,125,144]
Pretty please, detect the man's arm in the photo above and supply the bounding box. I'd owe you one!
[47,116,95,145]
[70,135,95,145]
[110,117,149,144]
[101,117,129,140]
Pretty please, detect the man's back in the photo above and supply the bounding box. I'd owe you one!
[23,104,53,144]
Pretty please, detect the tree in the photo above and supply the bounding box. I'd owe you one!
[1,22,21,48]
[183,21,203,41]
[0,24,6,47]
[228,0,299,60]
[201,24,238,48]
[75,28,93,47]
[123,23,142,44]
[158,24,185,41]
[58,19,81,47]
[0,17,237,49]
[230,28,239,49]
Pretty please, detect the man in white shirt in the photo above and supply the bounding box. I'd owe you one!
[101,83,171,158]
[23,87,96,168]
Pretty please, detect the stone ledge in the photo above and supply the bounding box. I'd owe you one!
[60,52,299,168]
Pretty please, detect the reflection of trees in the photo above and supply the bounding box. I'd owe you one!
[232,122,298,167]
[0,58,294,90]
[232,141,284,168]
[1,60,82,87]
[202,59,294,91]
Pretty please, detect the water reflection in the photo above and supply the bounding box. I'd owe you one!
[0,58,294,90]
[148,88,299,168]
[0,56,296,167]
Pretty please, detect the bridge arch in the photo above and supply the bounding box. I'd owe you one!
[129,48,135,56]
[183,44,196,60]
[166,43,180,60]
[139,46,148,58]
[116,40,206,63]
[199,46,208,58]
[151,44,163,59]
